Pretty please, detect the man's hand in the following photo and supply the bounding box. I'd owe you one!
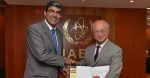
[64,57,76,65]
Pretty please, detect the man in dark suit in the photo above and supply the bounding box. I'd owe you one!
[76,20,123,78]
[24,1,73,78]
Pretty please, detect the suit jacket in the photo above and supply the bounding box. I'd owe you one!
[24,20,64,78]
[76,40,123,78]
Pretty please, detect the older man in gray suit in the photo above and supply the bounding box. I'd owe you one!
[24,1,74,78]
[76,20,123,78]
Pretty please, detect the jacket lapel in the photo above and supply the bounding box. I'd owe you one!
[41,21,63,55]
[94,40,110,65]
[40,20,56,50]
[90,44,96,66]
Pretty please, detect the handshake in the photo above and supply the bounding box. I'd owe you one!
[61,57,77,77]
[64,57,76,65]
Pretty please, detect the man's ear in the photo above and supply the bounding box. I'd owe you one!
[44,11,46,16]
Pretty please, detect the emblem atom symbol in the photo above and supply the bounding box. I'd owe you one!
[63,17,93,45]
[70,17,88,40]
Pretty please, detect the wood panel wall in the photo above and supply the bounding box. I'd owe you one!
[0,7,5,69]
[5,5,44,78]
[147,26,150,51]
[5,5,146,78]
[115,9,146,78]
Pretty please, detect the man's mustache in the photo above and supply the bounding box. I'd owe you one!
[50,16,58,20]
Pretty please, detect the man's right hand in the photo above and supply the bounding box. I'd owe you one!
[64,57,76,65]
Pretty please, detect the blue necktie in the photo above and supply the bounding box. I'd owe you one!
[51,29,59,54]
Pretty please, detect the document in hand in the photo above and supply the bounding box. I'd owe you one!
[76,66,110,78]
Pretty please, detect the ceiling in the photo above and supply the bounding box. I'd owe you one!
[3,0,150,8]
[2,0,150,25]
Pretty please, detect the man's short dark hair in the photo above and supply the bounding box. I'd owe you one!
[45,1,63,11]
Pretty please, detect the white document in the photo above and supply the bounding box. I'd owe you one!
[76,66,110,78]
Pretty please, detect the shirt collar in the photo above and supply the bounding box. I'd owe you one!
[45,19,56,31]
[96,39,108,48]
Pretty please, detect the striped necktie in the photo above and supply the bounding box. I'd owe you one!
[51,29,59,54]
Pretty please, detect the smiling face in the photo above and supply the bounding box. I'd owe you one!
[44,6,62,27]
[92,20,110,44]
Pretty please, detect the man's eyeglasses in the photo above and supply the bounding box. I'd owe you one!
[93,29,109,35]
[47,9,62,15]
